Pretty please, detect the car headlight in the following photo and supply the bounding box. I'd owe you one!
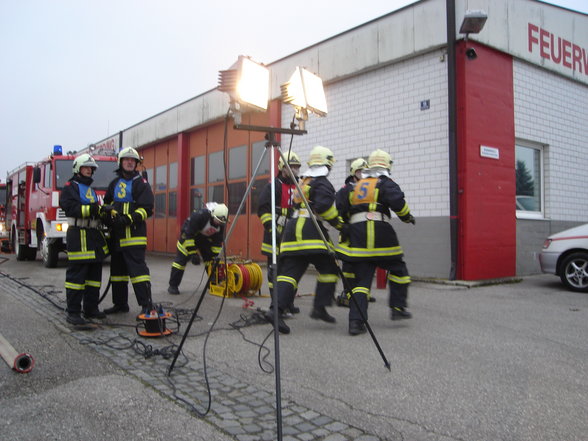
[542,239,552,249]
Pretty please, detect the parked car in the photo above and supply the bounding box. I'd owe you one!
[539,223,588,292]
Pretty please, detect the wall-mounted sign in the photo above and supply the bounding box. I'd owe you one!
[480,145,500,159]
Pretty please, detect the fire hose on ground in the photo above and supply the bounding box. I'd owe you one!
[0,332,34,373]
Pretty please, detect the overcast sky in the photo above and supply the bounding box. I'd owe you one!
[1,0,586,181]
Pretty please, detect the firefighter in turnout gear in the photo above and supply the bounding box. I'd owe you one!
[257,151,301,314]
[167,202,227,294]
[59,154,109,325]
[265,146,344,334]
[337,149,415,335]
[335,157,368,307]
[102,147,154,315]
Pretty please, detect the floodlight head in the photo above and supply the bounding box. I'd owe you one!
[281,67,328,120]
[218,55,269,112]
[459,10,488,35]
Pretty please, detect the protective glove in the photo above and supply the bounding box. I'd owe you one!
[403,214,416,225]
[101,205,115,215]
[113,214,133,229]
[191,254,201,265]
[89,203,100,218]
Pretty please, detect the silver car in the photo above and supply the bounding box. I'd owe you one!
[539,223,588,292]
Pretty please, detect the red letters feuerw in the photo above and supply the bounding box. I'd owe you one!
[528,23,588,75]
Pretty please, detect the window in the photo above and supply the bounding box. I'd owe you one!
[250,177,269,214]
[516,143,543,217]
[229,145,247,179]
[168,192,177,217]
[191,187,204,211]
[169,162,178,189]
[252,141,271,176]
[191,156,205,185]
[146,168,154,184]
[44,163,52,188]
[155,165,167,191]
[154,193,167,218]
[208,185,224,204]
[208,151,225,183]
[228,182,246,215]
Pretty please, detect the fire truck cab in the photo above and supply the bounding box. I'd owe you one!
[7,145,118,267]
[0,181,8,248]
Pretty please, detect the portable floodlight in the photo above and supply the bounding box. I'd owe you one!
[281,67,327,130]
[218,55,270,113]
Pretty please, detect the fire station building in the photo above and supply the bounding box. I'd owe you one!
[92,0,587,281]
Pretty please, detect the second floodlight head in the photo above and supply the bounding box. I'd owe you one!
[218,55,270,114]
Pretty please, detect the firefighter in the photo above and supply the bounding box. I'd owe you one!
[265,146,344,334]
[167,202,227,294]
[102,147,154,316]
[337,149,415,336]
[59,154,109,325]
[257,150,301,314]
[335,157,368,307]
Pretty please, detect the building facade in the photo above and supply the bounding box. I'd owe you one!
[93,0,588,280]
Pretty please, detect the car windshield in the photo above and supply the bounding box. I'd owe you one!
[55,159,118,190]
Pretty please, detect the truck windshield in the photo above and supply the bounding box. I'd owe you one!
[55,160,119,190]
[0,187,6,206]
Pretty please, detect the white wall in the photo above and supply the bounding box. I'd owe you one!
[514,59,588,222]
[282,50,450,218]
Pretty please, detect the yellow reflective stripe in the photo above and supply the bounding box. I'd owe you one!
[336,243,404,257]
[65,282,85,290]
[260,213,272,224]
[68,251,96,260]
[177,241,189,256]
[317,274,338,283]
[211,246,221,254]
[395,202,410,217]
[319,204,338,221]
[342,272,355,279]
[103,244,109,254]
[131,275,151,284]
[388,274,411,284]
[295,217,305,241]
[135,207,147,221]
[120,237,147,247]
[276,275,298,289]
[85,280,101,288]
[123,202,130,215]
[80,229,87,252]
[172,262,186,270]
[261,243,276,254]
[367,219,375,249]
[82,205,90,218]
[280,240,331,252]
[184,239,195,247]
[352,286,370,295]
[111,275,129,282]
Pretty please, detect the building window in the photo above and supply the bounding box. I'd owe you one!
[228,182,246,215]
[515,143,543,217]
[229,145,247,179]
[155,165,167,191]
[208,185,224,204]
[168,191,177,217]
[169,162,178,189]
[154,193,167,218]
[191,187,204,211]
[191,156,205,186]
[252,141,271,176]
[146,168,154,184]
[208,151,225,183]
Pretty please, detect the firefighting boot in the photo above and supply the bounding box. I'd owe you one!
[66,313,88,326]
[391,307,412,320]
[348,320,366,336]
[264,308,290,334]
[310,306,336,323]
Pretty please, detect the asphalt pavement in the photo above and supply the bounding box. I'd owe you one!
[0,251,587,441]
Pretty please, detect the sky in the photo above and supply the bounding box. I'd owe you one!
[1,0,586,181]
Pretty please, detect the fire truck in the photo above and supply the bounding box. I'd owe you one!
[6,144,118,267]
[0,181,8,249]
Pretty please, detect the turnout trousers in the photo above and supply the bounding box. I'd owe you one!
[65,261,102,314]
[109,247,152,307]
[276,254,338,312]
[348,259,410,322]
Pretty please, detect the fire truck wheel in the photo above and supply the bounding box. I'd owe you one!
[39,235,58,268]
[13,230,33,261]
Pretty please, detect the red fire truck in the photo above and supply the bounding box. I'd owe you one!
[0,181,8,250]
[6,145,118,267]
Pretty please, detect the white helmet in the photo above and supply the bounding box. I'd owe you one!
[307,146,335,168]
[350,158,368,176]
[73,153,98,174]
[367,149,393,170]
[278,151,301,170]
[210,203,228,224]
[118,147,141,167]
